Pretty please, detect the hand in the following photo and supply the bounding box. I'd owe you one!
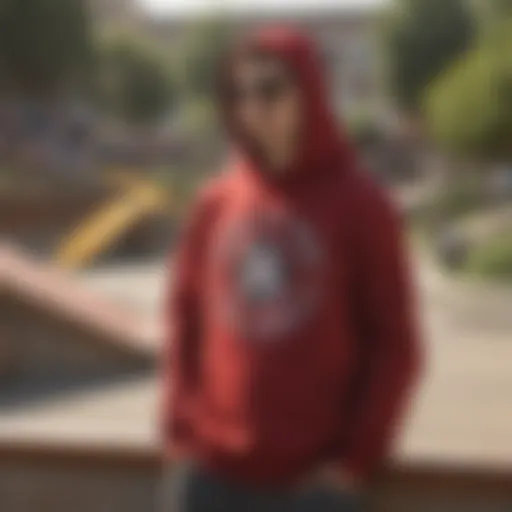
[304,465,362,495]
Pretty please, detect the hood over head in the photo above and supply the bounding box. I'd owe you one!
[218,25,356,181]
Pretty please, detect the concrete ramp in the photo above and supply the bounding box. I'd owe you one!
[0,244,158,362]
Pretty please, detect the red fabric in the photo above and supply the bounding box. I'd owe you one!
[219,25,356,180]
[162,26,421,485]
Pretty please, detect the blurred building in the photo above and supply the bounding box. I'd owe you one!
[144,3,384,118]
[89,0,141,26]
[88,0,384,119]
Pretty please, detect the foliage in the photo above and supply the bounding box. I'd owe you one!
[346,110,384,147]
[464,232,512,279]
[97,35,176,125]
[435,182,486,221]
[0,0,92,95]
[384,0,474,111]
[413,172,488,236]
[473,0,512,25]
[425,20,512,159]
[168,18,234,167]
[177,18,234,101]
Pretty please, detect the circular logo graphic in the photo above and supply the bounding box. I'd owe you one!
[215,209,324,342]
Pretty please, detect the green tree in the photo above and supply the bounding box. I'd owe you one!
[0,0,92,95]
[98,36,176,125]
[385,0,475,111]
[165,18,234,167]
[177,18,234,101]
[474,0,512,20]
[425,19,512,159]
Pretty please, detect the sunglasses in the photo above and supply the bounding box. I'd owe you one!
[227,74,293,105]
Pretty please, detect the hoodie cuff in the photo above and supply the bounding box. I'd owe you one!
[338,452,387,485]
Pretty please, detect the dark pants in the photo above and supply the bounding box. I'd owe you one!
[161,462,363,512]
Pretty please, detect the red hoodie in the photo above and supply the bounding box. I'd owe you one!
[163,27,421,486]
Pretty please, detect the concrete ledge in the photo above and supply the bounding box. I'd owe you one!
[1,440,512,496]
[0,244,158,360]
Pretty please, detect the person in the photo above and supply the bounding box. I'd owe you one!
[161,26,421,512]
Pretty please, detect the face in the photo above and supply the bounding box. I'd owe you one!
[228,56,302,166]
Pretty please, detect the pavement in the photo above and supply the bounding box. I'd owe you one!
[82,255,512,469]
[2,253,512,471]
[401,254,512,469]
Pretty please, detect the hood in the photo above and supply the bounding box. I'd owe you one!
[219,25,356,181]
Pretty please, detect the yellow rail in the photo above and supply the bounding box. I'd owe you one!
[56,179,169,269]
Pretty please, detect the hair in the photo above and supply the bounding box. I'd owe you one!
[217,43,294,104]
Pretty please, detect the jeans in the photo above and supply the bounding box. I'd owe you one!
[161,461,364,512]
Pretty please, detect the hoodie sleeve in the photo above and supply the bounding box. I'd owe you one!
[339,177,422,481]
[161,187,218,458]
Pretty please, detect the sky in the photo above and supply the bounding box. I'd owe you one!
[140,0,386,18]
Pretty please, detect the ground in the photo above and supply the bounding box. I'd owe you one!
[1,252,512,471]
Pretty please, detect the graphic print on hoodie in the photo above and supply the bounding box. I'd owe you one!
[215,207,325,342]
[162,26,422,486]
